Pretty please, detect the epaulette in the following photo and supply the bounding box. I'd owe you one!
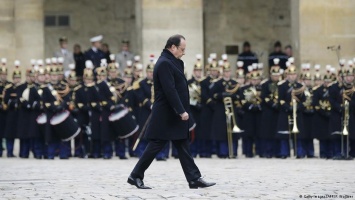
[312,85,321,91]
[199,76,207,82]
[85,82,95,87]
[260,78,269,85]
[74,85,82,91]
[132,79,142,90]
[127,86,133,91]
[4,83,12,89]
[212,77,222,83]
[40,84,47,89]
[328,81,336,87]
[277,80,286,86]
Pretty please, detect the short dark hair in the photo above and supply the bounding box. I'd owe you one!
[243,41,251,48]
[165,34,185,49]
[274,41,282,48]
[285,45,292,49]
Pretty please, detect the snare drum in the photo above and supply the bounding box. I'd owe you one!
[50,110,81,141]
[109,106,139,139]
[36,113,47,135]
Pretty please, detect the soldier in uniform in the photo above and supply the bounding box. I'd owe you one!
[210,61,240,158]
[106,57,129,159]
[0,59,10,157]
[312,73,332,159]
[71,70,90,158]
[54,37,74,73]
[342,64,355,158]
[186,54,203,157]
[328,64,345,159]
[268,41,289,70]
[32,67,48,159]
[259,59,281,158]
[298,69,315,158]
[96,61,116,159]
[237,41,259,75]
[44,65,70,159]
[199,57,219,158]
[3,61,22,157]
[52,63,72,159]
[17,67,41,158]
[85,35,106,69]
[116,39,135,72]
[240,67,263,158]
[276,65,306,158]
[83,60,102,158]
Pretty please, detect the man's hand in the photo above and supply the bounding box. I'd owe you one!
[180,112,189,121]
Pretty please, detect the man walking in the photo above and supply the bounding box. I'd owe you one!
[127,34,215,189]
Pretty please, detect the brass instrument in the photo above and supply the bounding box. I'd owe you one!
[291,98,299,134]
[223,97,243,158]
[342,100,349,136]
[341,86,355,159]
[189,82,201,106]
[243,86,261,104]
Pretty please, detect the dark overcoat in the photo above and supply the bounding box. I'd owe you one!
[145,49,190,140]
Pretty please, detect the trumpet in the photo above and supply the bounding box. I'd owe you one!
[223,97,243,158]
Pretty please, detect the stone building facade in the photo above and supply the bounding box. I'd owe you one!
[0,0,354,77]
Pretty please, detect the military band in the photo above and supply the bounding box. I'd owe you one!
[0,53,355,161]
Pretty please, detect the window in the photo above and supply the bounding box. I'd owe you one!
[44,15,70,27]
[58,15,70,26]
[44,15,56,26]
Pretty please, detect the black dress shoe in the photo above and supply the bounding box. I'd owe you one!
[103,156,112,159]
[119,156,128,160]
[127,176,151,189]
[188,178,216,189]
[296,156,305,159]
[156,157,166,161]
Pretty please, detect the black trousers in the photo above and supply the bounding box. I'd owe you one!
[131,139,201,182]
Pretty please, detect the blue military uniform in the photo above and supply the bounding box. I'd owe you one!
[277,73,306,158]
[72,83,90,157]
[260,78,279,158]
[298,82,315,158]
[52,80,72,159]
[85,48,106,69]
[96,66,116,159]
[3,82,21,157]
[312,81,332,158]
[187,75,202,157]
[328,80,343,158]
[199,65,219,158]
[240,74,262,158]
[17,75,41,158]
[210,75,240,158]
[0,77,10,157]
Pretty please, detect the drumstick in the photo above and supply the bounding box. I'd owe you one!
[132,113,152,151]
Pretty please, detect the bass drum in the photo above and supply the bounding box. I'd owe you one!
[50,110,81,141]
[109,105,139,139]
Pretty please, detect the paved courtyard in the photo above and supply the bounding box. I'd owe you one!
[0,156,354,200]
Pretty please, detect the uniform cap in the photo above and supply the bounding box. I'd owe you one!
[90,35,103,43]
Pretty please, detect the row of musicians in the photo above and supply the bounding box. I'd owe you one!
[189,62,355,159]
